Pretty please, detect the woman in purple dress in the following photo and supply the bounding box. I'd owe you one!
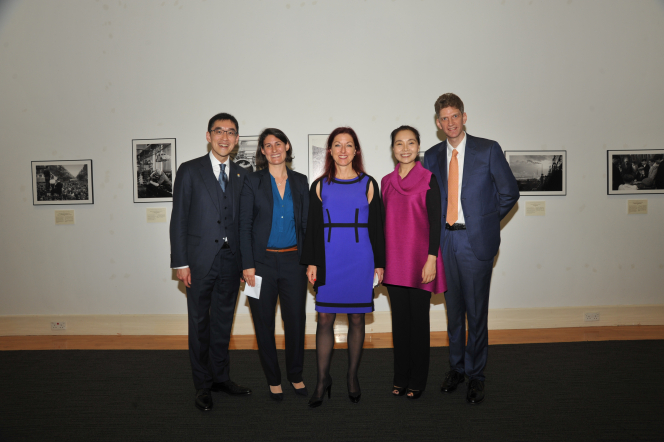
[301,127,385,408]
[381,125,447,399]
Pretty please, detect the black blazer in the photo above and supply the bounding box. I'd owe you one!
[170,155,247,278]
[239,167,309,270]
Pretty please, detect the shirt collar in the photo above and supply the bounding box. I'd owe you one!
[447,132,467,155]
[209,151,230,169]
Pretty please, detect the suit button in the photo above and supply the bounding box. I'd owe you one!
[217,220,221,224]
[215,239,219,243]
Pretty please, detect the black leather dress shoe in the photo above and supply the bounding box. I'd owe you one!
[195,389,213,411]
[441,370,465,393]
[211,380,252,395]
[466,379,485,404]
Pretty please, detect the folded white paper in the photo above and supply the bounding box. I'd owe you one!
[373,273,379,288]
[242,275,262,299]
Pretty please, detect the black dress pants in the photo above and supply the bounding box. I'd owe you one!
[186,247,241,390]
[387,284,431,391]
[249,250,308,386]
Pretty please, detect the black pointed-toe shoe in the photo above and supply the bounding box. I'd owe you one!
[308,382,332,408]
[291,383,309,397]
[269,388,284,402]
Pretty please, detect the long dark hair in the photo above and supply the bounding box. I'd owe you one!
[255,128,293,170]
[321,127,366,183]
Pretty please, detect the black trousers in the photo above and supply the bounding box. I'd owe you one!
[186,247,241,390]
[387,284,431,391]
[249,250,308,386]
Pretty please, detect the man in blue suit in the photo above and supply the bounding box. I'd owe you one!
[423,93,519,404]
[170,112,251,411]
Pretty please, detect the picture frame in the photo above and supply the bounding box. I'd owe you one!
[233,135,259,172]
[132,138,175,203]
[31,160,94,205]
[505,150,567,196]
[308,134,328,181]
[607,149,664,195]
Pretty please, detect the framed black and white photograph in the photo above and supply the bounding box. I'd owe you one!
[308,134,328,181]
[233,135,258,172]
[31,160,93,205]
[132,138,175,203]
[607,150,664,195]
[505,150,567,196]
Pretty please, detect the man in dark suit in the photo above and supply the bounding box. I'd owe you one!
[170,112,251,411]
[423,93,519,404]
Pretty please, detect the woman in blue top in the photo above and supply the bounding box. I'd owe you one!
[239,128,310,401]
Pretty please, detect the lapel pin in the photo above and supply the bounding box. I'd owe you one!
[237,173,240,177]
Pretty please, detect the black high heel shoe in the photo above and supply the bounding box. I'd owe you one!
[291,382,309,397]
[308,380,332,408]
[269,386,284,402]
[392,386,406,396]
[406,388,423,400]
[348,377,361,404]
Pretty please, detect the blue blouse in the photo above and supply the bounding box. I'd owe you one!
[266,174,297,248]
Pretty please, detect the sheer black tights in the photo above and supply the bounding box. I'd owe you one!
[313,312,365,398]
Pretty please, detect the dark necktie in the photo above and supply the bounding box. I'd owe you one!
[218,163,228,192]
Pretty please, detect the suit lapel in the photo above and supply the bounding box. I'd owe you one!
[229,161,242,220]
[461,134,477,192]
[197,155,221,214]
[287,168,301,225]
[259,169,274,222]
[437,141,448,194]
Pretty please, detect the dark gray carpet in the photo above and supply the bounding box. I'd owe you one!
[1,341,663,442]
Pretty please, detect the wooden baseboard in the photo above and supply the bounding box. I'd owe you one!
[2,326,664,350]
[1,305,663,337]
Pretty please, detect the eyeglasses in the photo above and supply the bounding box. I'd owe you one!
[210,128,238,137]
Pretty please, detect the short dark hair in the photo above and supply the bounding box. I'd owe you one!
[390,125,421,147]
[255,128,294,170]
[207,112,239,133]
[434,93,464,115]
[321,127,366,183]
[624,174,634,183]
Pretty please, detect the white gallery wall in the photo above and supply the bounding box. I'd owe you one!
[1,0,663,335]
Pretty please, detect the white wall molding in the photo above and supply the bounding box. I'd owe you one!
[2,305,663,337]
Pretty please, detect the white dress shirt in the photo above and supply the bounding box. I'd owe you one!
[446,132,467,224]
[209,151,230,182]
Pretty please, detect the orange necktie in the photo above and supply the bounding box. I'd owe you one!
[447,149,459,225]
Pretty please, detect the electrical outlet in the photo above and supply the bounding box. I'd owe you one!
[51,321,67,331]
[584,312,600,322]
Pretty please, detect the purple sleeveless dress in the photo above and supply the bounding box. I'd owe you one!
[315,174,375,314]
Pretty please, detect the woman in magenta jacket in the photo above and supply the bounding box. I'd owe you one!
[381,125,447,399]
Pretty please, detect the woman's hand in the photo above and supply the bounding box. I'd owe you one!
[243,268,256,287]
[374,268,384,285]
[421,255,437,284]
[306,265,317,285]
